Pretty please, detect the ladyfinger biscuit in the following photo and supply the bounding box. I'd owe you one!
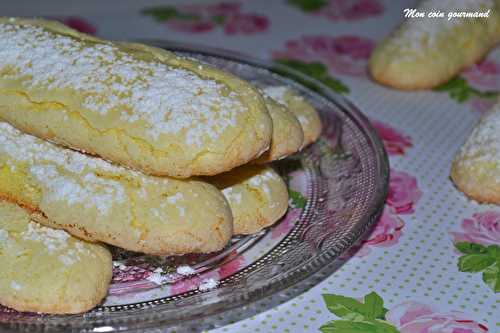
[369,0,500,90]
[255,96,304,163]
[209,165,289,235]
[0,201,112,314]
[0,122,233,255]
[451,102,500,204]
[263,86,322,147]
[0,18,272,178]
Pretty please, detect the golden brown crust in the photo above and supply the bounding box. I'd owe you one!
[451,162,498,203]
[369,44,493,91]
[208,165,289,235]
[254,97,304,163]
[262,86,321,148]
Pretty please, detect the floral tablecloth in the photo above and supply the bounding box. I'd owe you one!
[2,0,499,332]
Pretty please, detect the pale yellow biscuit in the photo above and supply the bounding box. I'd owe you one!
[369,0,500,90]
[263,86,322,147]
[254,96,304,163]
[209,165,289,235]
[0,201,111,314]
[451,102,500,203]
[0,17,272,178]
[0,122,233,255]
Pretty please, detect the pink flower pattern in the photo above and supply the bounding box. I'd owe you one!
[223,13,269,35]
[462,60,500,92]
[387,170,422,215]
[451,211,500,247]
[218,251,247,279]
[146,2,269,35]
[112,265,152,283]
[314,0,385,21]
[271,208,301,240]
[343,206,405,258]
[371,119,413,156]
[272,35,375,77]
[49,16,97,35]
[344,165,421,258]
[386,301,489,333]
[462,60,500,113]
[363,207,404,248]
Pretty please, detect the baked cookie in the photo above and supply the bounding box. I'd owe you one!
[369,0,500,90]
[0,122,233,255]
[451,102,500,203]
[255,96,304,163]
[262,86,322,147]
[0,201,111,314]
[209,165,289,235]
[0,18,272,178]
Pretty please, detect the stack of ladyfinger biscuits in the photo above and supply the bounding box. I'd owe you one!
[0,18,322,314]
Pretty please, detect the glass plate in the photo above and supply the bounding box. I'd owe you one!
[0,41,389,333]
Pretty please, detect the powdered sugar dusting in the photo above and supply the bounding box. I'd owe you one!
[0,20,247,147]
[456,104,500,172]
[222,187,242,204]
[29,165,126,215]
[248,169,277,187]
[20,222,87,266]
[10,281,22,290]
[198,278,218,291]
[262,86,288,106]
[176,265,196,276]
[167,193,184,204]
[0,230,8,242]
[21,222,71,253]
[0,122,136,215]
[146,272,168,285]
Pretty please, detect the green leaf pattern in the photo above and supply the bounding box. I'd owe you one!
[321,292,400,333]
[455,242,500,293]
[274,59,350,94]
[433,77,499,103]
[288,0,328,12]
[289,189,307,209]
[142,6,199,22]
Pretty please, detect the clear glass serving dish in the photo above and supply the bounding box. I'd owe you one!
[0,41,389,333]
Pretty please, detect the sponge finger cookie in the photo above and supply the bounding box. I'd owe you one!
[451,102,500,203]
[0,201,112,314]
[0,122,233,255]
[255,97,304,163]
[0,17,272,178]
[369,0,500,90]
[209,165,289,235]
[263,86,322,147]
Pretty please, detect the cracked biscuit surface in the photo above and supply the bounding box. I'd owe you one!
[209,165,289,235]
[0,200,112,314]
[0,122,233,255]
[369,0,500,90]
[451,102,500,203]
[262,86,321,148]
[254,96,304,163]
[0,17,272,177]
